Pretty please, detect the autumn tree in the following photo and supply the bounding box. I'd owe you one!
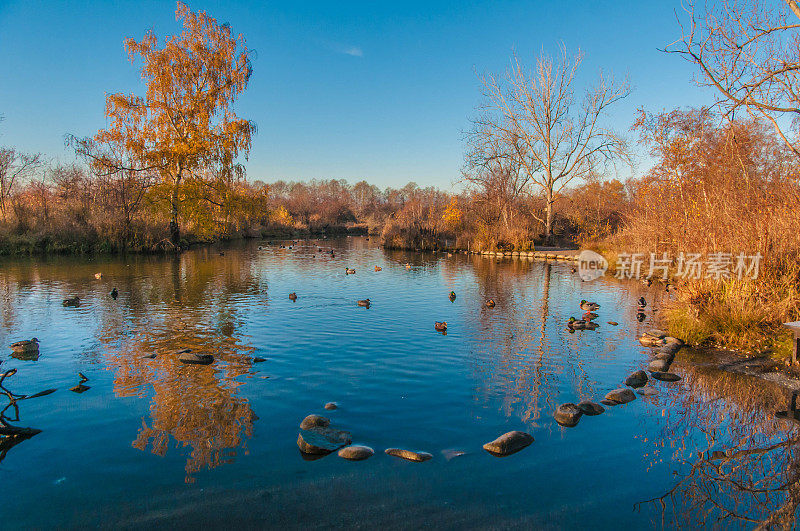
[468,47,631,242]
[72,2,255,245]
[671,0,800,157]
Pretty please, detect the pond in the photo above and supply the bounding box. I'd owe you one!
[0,237,797,529]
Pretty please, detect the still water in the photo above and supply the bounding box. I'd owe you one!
[0,237,796,529]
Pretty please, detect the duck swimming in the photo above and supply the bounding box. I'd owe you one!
[345,268,356,275]
[357,299,371,307]
[62,296,81,307]
[485,299,496,308]
[580,300,600,311]
[449,291,456,302]
[638,297,647,307]
[288,292,298,301]
[10,338,38,353]
[434,321,448,332]
[374,266,382,272]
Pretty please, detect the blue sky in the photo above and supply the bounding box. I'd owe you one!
[0,0,712,189]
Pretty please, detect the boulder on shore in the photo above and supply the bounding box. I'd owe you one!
[554,403,583,427]
[625,370,648,388]
[482,431,534,456]
[605,388,637,405]
[385,448,433,462]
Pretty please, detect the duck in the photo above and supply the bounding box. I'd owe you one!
[638,297,647,307]
[345,268,356,275]
[374,265,382,272]
[94,272,103,279]
[357,299,371,307]
[580,300,600,311]
[288,292,298,301]
[567,317,588,330]
[405,263,411,270]
[642,278,652,286]
[10,338,39,353]
[571,266,577,273]
[110,288,118,299]
[449,291,456,302]
[219,251,225,256]
[434,321,448,332]
[485,299,496,308]
[62,296,81,307]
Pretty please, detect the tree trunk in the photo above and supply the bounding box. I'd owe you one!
[544,189,554,244]
[170,170,182,247]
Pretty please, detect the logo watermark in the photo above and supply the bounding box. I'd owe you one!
[577,250,609,282]
[577,251,762,282]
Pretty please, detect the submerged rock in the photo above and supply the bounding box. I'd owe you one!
[482,431,534,456]
[604,388,637,405]
[654,351,676,362]
[637,386,659,396]
[252,357,266,363]
[554,403,583,427]
[178,352,214,365]
[607,321,619,326]
[297,427,352,455]
[577,400,605,416]
[385,448,433,462]
[441,449,467,461]
[651,372,682,382]
[69,384,90,394]
[625,370,648,388]
[338,445,374,461]
[299,414,330,429]
[324,402,338,410]
[648,359,672,372]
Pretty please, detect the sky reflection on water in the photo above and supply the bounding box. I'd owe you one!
[0,237,797,529]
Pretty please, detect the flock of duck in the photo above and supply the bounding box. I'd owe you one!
[5,240,687,463]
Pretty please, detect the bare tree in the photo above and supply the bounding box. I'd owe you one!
[468,46,631,242]
[0,148,42,221]
[670,0,800,157]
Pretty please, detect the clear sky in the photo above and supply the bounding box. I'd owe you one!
[0,0,712,189]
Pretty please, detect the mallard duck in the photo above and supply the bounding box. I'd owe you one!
[374,266,382,272]
[449,291,456,301]
[10,338,38,353]
[638,297,647,307]
[485,299,496,308]
[62,296,81,307]
[567,317,588,330]
[571,266,577,273]
[642,278,652,286]
[434,321,448,332]
[94,272,103,279]
[289,292,298,301]
[110,288,118,299]
[357,299,371,307]
[345,268,356,275]
[580,300,600,311]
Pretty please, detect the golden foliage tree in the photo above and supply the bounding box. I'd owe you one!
[73,2,255,245]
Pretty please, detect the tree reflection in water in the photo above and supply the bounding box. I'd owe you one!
[636,362,800,528]
[96,251,264,483]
